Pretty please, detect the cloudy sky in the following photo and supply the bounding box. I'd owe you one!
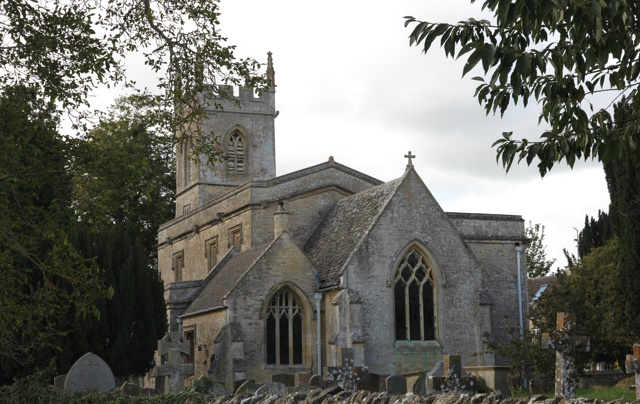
[109,0,611,268]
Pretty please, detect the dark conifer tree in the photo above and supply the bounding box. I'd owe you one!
[603,100,640,337]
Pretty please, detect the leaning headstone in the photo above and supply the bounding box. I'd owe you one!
[309,374,324,389]
[64,352,116,393]
[625,343,640,400]
[153,332,194,393]
[272,373,295,387]
[426,354,475,394]
[235,379,257,395]
[53,374,66,389]
[255,382,287,397]
[385,374,407,395]
[541,312,590,398]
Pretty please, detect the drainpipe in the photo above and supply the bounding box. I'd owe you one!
[177,317,183,333]
[314,292,323,376]
[515,243,526,387]
[515,244,524,338]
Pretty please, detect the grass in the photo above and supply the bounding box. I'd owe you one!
[512,386,637,402]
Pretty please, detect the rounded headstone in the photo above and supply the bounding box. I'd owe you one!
[64,352,116,393]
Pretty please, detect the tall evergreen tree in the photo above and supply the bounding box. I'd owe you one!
[604,100,640,337]
[577,210,612,259]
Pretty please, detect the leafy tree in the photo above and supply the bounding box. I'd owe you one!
[405,0,640,176]
[487,328,554,384]
[525,221,555,278]
[0,86,110,367]
[532,239,635,365]
[1,0,266,159]
[604,100,640,336]
[61,96,172,378]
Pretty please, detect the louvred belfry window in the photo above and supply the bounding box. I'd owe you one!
[227,132,245,176]
[266,288,303,365]
[394,247,436,341]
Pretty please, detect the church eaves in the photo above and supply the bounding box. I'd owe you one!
[303,175,405,287]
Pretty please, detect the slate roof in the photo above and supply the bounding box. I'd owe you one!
[303,175,404,286]
[180,241,274,317]
[527,273,560,304]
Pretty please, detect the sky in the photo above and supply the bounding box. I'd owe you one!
[109,0,611,268]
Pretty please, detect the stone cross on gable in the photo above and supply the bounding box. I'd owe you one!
[426,354,475,394]
[625,343,640,400]
[404,151,415,168]
[153,332,194,393]
[541,313,590,398]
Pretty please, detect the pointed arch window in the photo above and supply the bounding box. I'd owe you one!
[394,246,436,341]
[265,288,303,365]
[227,132,245,176]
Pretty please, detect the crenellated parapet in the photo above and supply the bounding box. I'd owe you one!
[206,84,275,116]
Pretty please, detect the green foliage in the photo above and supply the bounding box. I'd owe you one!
[533,239,636,364]
[0,359,69,403]
[525,222,556,278]
[1,94,170,381]
[188,375,223,394]
[405,0,640,176]
[0,0,266,162]
[0,86,109,368]
[487,328,554,381]
[577,210,612,259]
[472,375,493,394]
[604,100,640,337]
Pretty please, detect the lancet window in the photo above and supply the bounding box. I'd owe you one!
[227,132,245,176]
[394,246,436,341]
[266,288,303,365]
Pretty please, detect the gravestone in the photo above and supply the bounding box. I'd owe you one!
[363,373,387,393]
[385,374,407,395]
[64,352,116,393]
[255,382,287,397]
[235,379,257,395]
[153,332,194,393]
[53,374,66,389]
[541,312,590,398]
[426,354,475,394]
[272,373,295,387]
[309,374,324,389]
[625,343,639,400]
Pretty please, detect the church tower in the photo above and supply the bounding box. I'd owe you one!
[175,53,277,216]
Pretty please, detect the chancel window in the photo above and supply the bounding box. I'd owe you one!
[266,288,303,365]
[227,132,245,176]
[394,247,436,341]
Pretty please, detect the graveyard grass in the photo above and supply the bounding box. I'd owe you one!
[512,387,636,401]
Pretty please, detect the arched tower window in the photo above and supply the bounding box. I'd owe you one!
[227,132,245,176]
[265,287,303,365]
[394,246,436,341]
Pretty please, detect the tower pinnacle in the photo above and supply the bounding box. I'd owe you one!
[267,52,275,87]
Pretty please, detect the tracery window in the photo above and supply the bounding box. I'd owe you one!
[227,132,245,176]
[266,288,303,365]
[394,247,436,341]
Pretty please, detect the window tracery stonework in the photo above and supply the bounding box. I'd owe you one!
[265,288,303,365]
[227,132,245,176]
[394,246,436,341]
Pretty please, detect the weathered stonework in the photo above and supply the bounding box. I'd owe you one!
[148,73,527,393]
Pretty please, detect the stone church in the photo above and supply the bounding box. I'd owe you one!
[154,56,528,392]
